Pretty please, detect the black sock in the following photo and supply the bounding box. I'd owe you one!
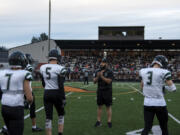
[58,133,62,135]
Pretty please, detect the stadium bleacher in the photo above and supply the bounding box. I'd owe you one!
[59,51,180,82]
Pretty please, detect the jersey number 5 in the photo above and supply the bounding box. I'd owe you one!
[46,67,52,80]
[5,74,12,90]
[146,71,153,85]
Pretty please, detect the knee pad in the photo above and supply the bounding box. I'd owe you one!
[58,115,64,124]
[45,119,52,129]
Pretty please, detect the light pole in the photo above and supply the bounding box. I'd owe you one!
[48,0,51,52]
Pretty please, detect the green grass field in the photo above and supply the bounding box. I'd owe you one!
[1,81,180,135]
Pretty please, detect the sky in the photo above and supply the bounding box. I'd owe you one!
[0,0,180,48]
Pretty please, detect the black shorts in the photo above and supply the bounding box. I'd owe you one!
[1,105,24,135]
[97,90,112,106]
[44,90,65,120]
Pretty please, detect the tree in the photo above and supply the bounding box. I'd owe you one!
[31,36,39,43]
[31,33,48,43]
[39,33,48,41]
[0,46,8,51]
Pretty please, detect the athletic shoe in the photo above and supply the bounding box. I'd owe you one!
[107,122,112,128]
[94,121,102,127]
[1,127,9,135]
[32,127,43,132]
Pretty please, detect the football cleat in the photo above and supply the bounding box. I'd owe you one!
[32,127,43,132]
[94,121,102,127]
[107,122,112,128]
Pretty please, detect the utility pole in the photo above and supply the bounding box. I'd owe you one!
[48,0,51,52]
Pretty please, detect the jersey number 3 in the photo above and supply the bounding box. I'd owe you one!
[46,67,52,80]
[146,71,153,85]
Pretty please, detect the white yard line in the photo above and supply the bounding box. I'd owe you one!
[129,85,143,95]
[24,92,73,120]
[65,91,73,97]
[129,85,180,125]
[79,83,94,89]
[168,113,180,124]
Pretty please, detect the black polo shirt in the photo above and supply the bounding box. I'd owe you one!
[95,69,113,92]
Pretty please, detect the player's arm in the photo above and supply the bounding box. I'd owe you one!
[39,67,45,88]
[58,67,67,87]
[140,80,143,91]
[0,87,2,101]
[165,80,176,92]
[24,80,33,103]
[40,75,45,88]
[58,67,66,102]
[24,72,33,103]
[139,70,143,91]
[60,68,67,77]
[164,71,176,92]
[26,64,33,73]
[100,70,112,84]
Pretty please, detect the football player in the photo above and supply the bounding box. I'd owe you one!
[25,53,43,132]
[139,55,176,135]
[40,49,66,135]
[0,51,33,135]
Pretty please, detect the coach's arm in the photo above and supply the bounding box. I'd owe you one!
[99,70,112,84]
[93,72,100,84]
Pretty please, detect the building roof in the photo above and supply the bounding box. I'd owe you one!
[8,39,180,50]
[54,39,180,49]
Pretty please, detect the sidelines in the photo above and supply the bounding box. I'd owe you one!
[129,85,180,125]
[24,92,73,120]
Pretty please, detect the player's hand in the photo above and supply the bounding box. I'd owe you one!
[100,70,105,77]
[24,100,30,109]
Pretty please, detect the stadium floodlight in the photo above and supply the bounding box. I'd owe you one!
[48,0,51,52]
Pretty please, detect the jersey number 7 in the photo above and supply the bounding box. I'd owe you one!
[5,74,12,90]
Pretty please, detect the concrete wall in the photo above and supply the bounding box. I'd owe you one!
[9,40,58,63]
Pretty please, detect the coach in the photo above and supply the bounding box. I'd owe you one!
[93,58,113,128]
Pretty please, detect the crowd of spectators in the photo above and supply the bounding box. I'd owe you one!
[59,51,180,82]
